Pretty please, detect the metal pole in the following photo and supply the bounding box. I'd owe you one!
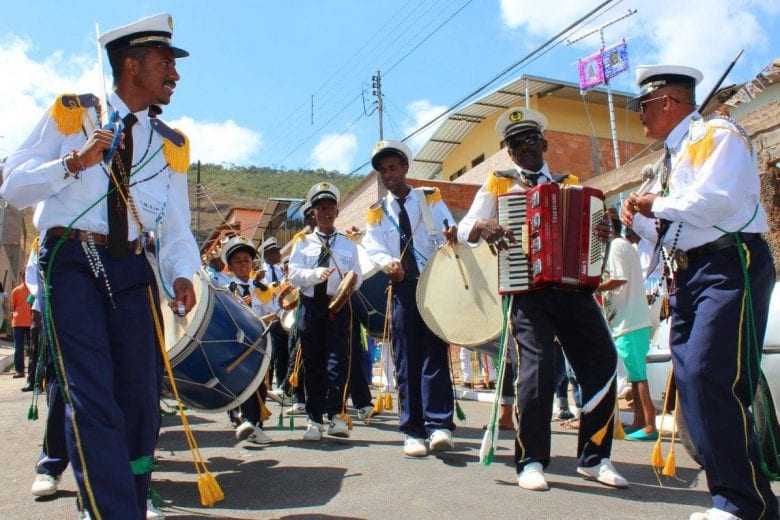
[375,70,384,140]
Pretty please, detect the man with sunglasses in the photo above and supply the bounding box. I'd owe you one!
[458,107,627,492]
[622,65,776,520]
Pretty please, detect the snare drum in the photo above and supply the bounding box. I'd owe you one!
[416,242,502,347]
[158,268,272,412]
[351,243,389,339]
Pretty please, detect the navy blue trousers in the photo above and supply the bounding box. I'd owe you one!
[349,316,372,409]
[298,297,349,422]
[391,280,454,439]
[269,322,289,389]
[13,326,30,374]
[671,238,778,519]
[511,290,617,471]
[38,358,70,478]
[40,238,159,519]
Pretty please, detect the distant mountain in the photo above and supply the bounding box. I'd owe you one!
[187,163,364,242]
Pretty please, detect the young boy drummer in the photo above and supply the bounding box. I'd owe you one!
[288,183,362,441]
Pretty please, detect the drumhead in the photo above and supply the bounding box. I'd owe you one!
[416,242,502,347]
[281,308,296,332]
[153,265,211,360]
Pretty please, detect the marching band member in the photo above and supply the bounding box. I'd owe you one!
[221,235,274,445]
[457,107,627,491]
[0,13,199,518]
[288,183,362,441]
[362,140,458,457]
[623,65,777,520]
[259,238,290,392]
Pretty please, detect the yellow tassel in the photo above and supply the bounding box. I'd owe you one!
[197,472,224,507]
[373,396,384,414]
[613,418,626,440]
[651,441,664,468]
[260,402,272,422]
[424,187,442,205]
[661,450,676,477]
[337,412,354,430]
[384,391,393,411]
[162,131,190,173]
[289,372,298,387]
[486,173,513,197]
[590,422,609,446]
[686,123,714,168]
[50,94,87,135]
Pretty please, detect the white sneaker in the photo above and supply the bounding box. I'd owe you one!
[285,403,307,416]
[327,417,350,438]
[267,389,293,406]
[356,405,373,421]
[31,473,60,497]
[689,509,741,520]
[428,429,454,451]
[146,499,166,519]
[303,420,324,441]
[235,420,255,441]
[248,427,272,444]
[577,458,629,488]
[517,462,549,491]
[403,435,428,457]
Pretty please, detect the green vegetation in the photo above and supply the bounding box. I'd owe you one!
[188,162,364,240]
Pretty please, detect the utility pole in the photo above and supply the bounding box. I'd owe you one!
[372,70,384,140]
[567,9,636,170]
[196,160,201,240]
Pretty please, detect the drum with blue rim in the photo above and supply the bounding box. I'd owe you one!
[158,269,271,412]
[351,243,390,339]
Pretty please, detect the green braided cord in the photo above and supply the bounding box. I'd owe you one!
[277,410,284,429]
[455,401,466,422]
[482,295,512,467]
[27,403,38,421]
[289,413,295,432]
[714,204,779,480]
[130,455,156,475]
[148,483,164,507]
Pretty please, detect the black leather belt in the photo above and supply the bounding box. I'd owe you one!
[46,226,140,252]
[684,232,761,265]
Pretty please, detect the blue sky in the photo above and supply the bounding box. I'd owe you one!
[1,1,778,174]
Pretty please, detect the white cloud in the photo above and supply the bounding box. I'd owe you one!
[169,116,262,165]
[0,35,262,165]
[498,0,779,95]
[402,99,448,153]
[309,133,358,172]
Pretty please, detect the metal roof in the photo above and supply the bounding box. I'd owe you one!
[250,197,305,245]
[409,74,636,180]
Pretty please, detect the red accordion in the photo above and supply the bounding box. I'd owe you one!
[497,184,606,294]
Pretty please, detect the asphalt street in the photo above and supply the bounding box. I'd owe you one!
[0,348,776,519]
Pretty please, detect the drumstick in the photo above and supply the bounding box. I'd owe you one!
[444,219,469,290]
[226,326,274,374]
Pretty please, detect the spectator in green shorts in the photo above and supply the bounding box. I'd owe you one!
[598,213,657,441]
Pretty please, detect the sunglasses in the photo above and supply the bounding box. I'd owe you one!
[638,95,688,115]
[506,134,543,149]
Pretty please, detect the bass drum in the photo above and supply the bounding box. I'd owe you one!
[351,243,389,339]
[416,242,502,347]
[157,267,272,412]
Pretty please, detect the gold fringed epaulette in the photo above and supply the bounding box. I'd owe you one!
[151,118,190,173]
[291,230,307,245]
[50,93,98,135]
[366,200,384,226]
[485,172,514,197]
[686,119,715,169]
[255,285,274,304]
[562,174,579,186]
[31,236,41,253]
[423,187,441,205]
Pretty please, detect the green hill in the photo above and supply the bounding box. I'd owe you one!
[187,163,364,242]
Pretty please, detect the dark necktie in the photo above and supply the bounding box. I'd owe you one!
[240,284,251,298]
[397,197,419,280]
[107,113,137,258]
[525,172,542,187]
[313,234,332,302]
[645,148,672,277]
[271,266,279,284]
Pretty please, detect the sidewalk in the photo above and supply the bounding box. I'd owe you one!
[0,335,15,374]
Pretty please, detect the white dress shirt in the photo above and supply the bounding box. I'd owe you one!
[262,261,285,313]
[631,112,768,251]
[363,188,455,272]
[288,228,362,297]
[0,92,200,290]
